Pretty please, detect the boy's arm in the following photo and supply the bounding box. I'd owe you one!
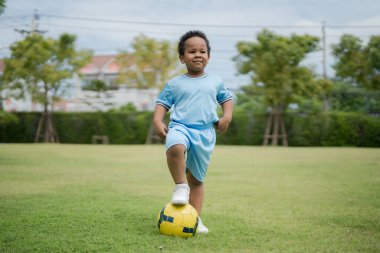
[153,104,169,140]
[217,100,233,134]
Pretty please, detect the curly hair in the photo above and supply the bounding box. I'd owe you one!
[178,30,211,56]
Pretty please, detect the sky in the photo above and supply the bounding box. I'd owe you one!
[1,0,379,89]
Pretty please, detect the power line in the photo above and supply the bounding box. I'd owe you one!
[42,14,322,29]
[40,22,258,38]
[4,14,378,39]
[4,14,380,31]
[0,25,17,29]
[328,25,380,28]
[0,14,30,29]
[0,14,30,20]
[41,14,380,29]
[39,22,377,40]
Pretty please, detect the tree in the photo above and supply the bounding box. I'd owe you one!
[233,84,267,114]
[329,80,380,114]
[2,33,92,142]
[234,29,331,146]
[82,79,108,92]
[332,34,380,91]
[116,34,183,89]
[116,34,183,143]
[0,0,5,15]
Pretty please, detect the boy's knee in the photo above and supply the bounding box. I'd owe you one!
[187,171,203,186]
[166,144,186,159]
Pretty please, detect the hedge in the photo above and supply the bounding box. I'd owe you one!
[1,111,379,147]
[0,112,152,144]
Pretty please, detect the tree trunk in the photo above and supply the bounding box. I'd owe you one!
[263,107,288,146]
[280,113,288,146]
[263,113,273,146]
[272,110,279,146]
[34,102,59,143]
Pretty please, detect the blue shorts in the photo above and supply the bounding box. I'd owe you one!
[165,121,216,182]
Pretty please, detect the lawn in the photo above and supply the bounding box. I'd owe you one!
[0,144,379,252]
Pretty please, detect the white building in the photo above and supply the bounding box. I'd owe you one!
[0,55,159,112]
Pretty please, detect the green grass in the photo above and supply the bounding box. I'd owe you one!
[0,144,379,252]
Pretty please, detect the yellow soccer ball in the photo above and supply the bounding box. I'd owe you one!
[157,203,199,238]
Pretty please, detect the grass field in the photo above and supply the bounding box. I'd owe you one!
[0,144,379,252]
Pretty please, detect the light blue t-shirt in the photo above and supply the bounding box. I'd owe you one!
[156,73,233,127]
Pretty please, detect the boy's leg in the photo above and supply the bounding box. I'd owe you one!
[186,171,204,216]
[167,144,190,205]
[166,144,186,184]
[187,171,209,233]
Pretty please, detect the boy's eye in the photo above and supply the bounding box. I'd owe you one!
[187,50,207,54]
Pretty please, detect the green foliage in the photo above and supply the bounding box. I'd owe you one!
[325,112,380,147]
[234,86,267,113]
[294,97,325,114]
[216,112,266,145]
[329,80,380,114]
[0,112,39,143]
[0,112,152,144]
[116,34,184,89]
[234,30,329,111]
[0,111,18,125]
[2,111,379,146]
[287,112,380,147]
[55,112,152,144]
[82,79,108,91]
[108,103,137,113]
[2,33,92,111]
[0,111,18,142]
[332,34,380,90]
[0,0,5,15]
[219,111,380,147]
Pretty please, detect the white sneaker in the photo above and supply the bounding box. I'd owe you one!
[197,217,209,234]
[171,183,190,205]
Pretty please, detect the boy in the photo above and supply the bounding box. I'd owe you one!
[153,30,233,234]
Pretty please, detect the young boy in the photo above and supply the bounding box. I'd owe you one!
[153,30,233,234]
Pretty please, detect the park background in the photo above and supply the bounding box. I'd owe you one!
[0,0,379,252]
[0,0,379,146]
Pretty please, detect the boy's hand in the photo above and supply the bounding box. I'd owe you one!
[153,121,168,140]
[216,117,231,134]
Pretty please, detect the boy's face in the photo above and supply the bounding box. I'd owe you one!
[179,36,209,77]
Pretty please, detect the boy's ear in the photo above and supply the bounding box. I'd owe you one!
[179,55,185,64]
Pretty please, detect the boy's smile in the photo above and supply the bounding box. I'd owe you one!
[179,36,210,77]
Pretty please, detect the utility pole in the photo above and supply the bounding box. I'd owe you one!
[14,9,46,35]
[322,21,327,80]
[321,21,329,112]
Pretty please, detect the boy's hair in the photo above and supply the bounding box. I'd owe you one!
[178,30,211,56]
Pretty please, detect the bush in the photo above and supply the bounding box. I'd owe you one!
[1,111,379,147]
[216,112,266,145]
[324,112,380,147]
[54,112,153,144]
[0,112,152,144]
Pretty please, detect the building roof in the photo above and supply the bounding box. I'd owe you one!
[0,55,121,74]
[80,55,120,74]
